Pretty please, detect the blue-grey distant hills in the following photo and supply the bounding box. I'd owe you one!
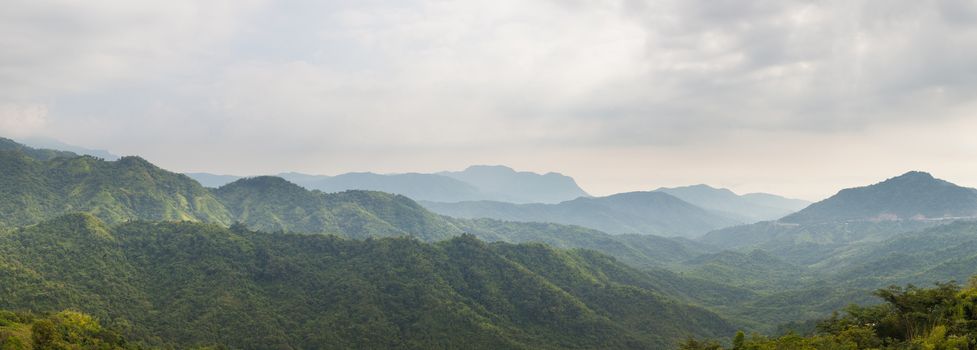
[184,172,243,188]
[701,171,977,260]
[438,165,590,203]
[655,184,810,223]
[17,136,119,160]
[421,191,742,239]
[186,165,591,204]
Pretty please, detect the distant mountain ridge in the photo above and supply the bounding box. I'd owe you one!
[187,165,590,204]
[17,136,120,160]
[438,165,590,203]
[655,184,810,223]
[278,171,485,203]
[422,191,742,238]
[0,137,719,269]
[781,171,977,224]
[701,171,977,263]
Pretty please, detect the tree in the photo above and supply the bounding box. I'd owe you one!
[31,319,55,350]
[732,331,744,350]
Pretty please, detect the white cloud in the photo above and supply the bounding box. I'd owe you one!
[0,103,48,137]
[0,0,266,98]
[2,0,977,198]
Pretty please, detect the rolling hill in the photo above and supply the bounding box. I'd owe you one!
[215,176,463,241]
[422,191,741,238]
[655,184,810,223]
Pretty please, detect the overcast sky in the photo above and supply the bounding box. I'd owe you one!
[2,0,977,200]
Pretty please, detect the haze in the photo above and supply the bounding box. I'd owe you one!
[2,0,977,200]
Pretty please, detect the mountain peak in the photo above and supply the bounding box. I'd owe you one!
[887,171,935,182]
[781,171,977,224]
[442,165,589,203]
[221,176,304,192]
[899,170,933,178]
[462,165,515,173]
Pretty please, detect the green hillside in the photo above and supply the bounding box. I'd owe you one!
[0,137,78,162]
[214,176,462,240]
[683,279,977,350]
[0,214,735,349]
[781,171,977,224]
[0,309,131,350]
[0,150,232,229]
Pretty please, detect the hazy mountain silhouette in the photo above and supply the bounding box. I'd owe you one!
[439,165,590,203]
[656,184,810,223]
[422,191,741,239]
[186,165,590,204]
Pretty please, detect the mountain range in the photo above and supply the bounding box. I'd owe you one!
[655,185,810,223]
[9,136,977,348]
[186,165,591,204]
[703,171,977,254]
[421,191,742,238]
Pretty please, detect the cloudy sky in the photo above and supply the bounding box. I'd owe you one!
[2,0,977,200]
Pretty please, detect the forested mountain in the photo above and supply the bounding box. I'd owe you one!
[0,149,233,229]
[422,191,741,238]
[438,165,590,203]
[450,218,717,269]
[0,139,725,267]
[655,185,810,223]
[699,220,939,262]
[687,173,977,332]
[781,171,977,224]
[0,141,457,239]
[1,136,79,161]
[17,136,120,160]
[0,214,735,349]
[187,165,590,204]
[215,176,463,240]
[813,221,977,287]
[701,172,977,262]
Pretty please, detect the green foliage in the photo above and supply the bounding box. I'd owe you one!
[0,137,77,162]
[0,215,735,349]
[682,280,977,349]
[0,309,130,350]
[0,150,233,228]
[214,176,464,240]
[0,143,461,240]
